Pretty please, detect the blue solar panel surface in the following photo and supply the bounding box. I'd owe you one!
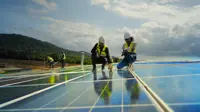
[0,62,199,112]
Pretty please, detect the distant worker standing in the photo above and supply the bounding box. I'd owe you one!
[117,32,137,70]
[91,36,113,72]
[47,56,54,69]
[60,51,66,68]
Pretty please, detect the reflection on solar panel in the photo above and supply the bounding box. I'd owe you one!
[0,62,200,112]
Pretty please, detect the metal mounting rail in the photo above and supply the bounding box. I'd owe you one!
[128,69,173,112]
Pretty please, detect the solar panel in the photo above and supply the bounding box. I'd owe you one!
[1,62,199,112]
[135,61,200,112]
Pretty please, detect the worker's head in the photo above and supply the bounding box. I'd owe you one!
[99,36,105,47]
[124,32,133,43]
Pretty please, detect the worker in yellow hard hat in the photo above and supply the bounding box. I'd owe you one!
[117,32,137,70]
[91,36,113,72]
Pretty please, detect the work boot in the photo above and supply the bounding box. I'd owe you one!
[128,64,133,71]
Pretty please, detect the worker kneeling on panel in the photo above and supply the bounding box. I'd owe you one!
[91,36,113,72]
[117,32,137,70]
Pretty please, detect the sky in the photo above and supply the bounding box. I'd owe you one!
[1,0,200,59]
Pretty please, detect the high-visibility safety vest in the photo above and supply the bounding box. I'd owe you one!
[47,56,54,62]
[97,43,107,57]
[62,53,66,60]
[123,42,136,53]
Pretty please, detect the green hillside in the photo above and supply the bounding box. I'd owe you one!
[0,33,92,64]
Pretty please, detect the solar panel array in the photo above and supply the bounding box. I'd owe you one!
[0,62,199,112]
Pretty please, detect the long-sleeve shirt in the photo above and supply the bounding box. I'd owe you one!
[91,43,112,63]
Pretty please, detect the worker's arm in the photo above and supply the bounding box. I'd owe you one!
[105,47,112,64]
[132,42,136,54]
[122,43,128,56]
[91,43,98,55]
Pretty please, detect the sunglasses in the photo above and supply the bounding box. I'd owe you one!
[125,38,130,41]
[99,42,104,45]
[125,37,133,41]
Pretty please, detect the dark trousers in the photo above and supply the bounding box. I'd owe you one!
[117,53,136,69]
[49,61,54,68]
[92,54,107,70]
[61,60,65,68]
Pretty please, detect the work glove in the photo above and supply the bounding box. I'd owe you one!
[121,50,128,56]
[108,63,113,72]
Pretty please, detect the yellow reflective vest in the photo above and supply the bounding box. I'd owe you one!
[123,42,136,53]
[97,43,107,57]
[47,56,54,62]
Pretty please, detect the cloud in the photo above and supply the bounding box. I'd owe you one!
[29,8,49,14]
[91,0,109,5]
[41,17,106,52]
[154,0,180,4]
[31,0,57,14]
[90,0,200,26]
[91,0,111,10]
[32,0,57,10]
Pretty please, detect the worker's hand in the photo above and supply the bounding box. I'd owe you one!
[108,63,113,72]
[122,50,128,56]
[123,50,128,53]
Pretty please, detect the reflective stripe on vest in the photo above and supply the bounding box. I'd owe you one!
[123,42,136,53]
[97,43,107,57]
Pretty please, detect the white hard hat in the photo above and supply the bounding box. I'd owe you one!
[99,36,105,44]
[124,32,132,40]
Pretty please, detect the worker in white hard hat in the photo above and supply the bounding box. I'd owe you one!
[91,36,113,72]
[117,32,137,70]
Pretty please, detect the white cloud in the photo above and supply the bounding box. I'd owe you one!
[90,0,200,26]
[41,17,106,53]
[154,0,180,4]
[29,8,48,14]
[32,0,57,10]
[91,0,111,10]
[31,0,57,14]
[91,0,109,5]
[142,38,150,44]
